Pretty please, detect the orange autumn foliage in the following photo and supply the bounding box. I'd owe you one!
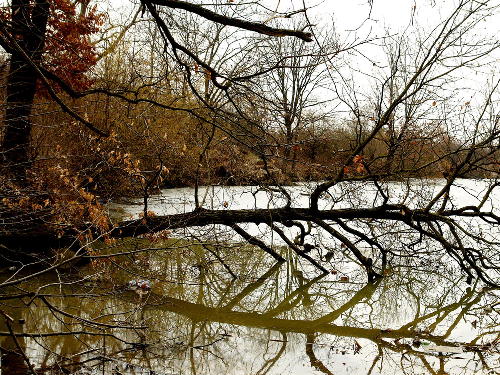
[44,0,105,91]
[0,0,104,92]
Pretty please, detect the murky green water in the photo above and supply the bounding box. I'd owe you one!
[0,237,499,374]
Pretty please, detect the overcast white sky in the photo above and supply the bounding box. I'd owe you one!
[101,0,500,115]
[269,0,416,33]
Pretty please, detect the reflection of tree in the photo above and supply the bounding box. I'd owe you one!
[0,251,499,374]
[146,280,383,340]
[0,305,29,375]
[222,262,282,311]
[138,266,499,374]
[306,333,333,375]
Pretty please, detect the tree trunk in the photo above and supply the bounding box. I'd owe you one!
[283,111,296,174]
[1,0,49,179]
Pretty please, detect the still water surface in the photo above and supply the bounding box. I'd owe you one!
[1,180,500,374]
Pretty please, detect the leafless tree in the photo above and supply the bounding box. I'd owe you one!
[253,22,338,176]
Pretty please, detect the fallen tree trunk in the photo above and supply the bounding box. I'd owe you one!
[111,205,420,238]
[2,201,498,283]
[108,203,500,284]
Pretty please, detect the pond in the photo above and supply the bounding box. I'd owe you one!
[1,180,500,375]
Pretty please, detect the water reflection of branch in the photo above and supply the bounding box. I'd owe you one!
[367,344,382,375]
[0,331,130,341]
[255,331,287,375]
[8,258,500,375]
[147,283,497,355]
[222,262,283,310]
[441,290,483,340]
[310,280,381,328]
[305,333,334,375]
[149,292,386,339]
[192,235,237,279]
[418,353,448,375]
[3,313,37,375]
[39,296,147,330]
[398,286,478,333]
[185,278,237,359]
[263,273,327,318]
